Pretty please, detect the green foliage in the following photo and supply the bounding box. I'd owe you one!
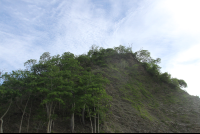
[135,49,151,63]
[78,71,112,122]
[178,79,187,88]
[76,54,91,68]
[114,45,132,54]
[86,45,132,67]
[135,48,187,90]
[39,52,51,64]
[169,78,179,88]
[121,81,157,121]
[143,62,161,78]
[135,49,162,80]
[159,72,171,83]
[0,45,189,132]
[24,59,37,72]
[33,105,47,122]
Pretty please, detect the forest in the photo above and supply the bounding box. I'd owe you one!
[0,45,188,133]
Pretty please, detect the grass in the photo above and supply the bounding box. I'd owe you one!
[119,80,158,122]
[140,108,156,121]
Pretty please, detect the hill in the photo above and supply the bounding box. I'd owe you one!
[95,53,200,133]
[0,45,200,133]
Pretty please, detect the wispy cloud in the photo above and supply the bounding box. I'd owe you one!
[0,0,200,96]
[0,0,58,72]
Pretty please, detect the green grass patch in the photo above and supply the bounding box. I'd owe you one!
[140,107,156,121]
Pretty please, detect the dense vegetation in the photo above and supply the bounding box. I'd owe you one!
[0,45,187,133]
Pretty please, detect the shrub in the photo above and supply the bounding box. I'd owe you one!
[159,72,171,83]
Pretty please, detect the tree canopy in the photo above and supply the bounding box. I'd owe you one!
[0,45,187,133]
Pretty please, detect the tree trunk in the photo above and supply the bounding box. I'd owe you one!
[82,104,86,126]
[0,119,3,133]
[98,112,99,133]
[0,99,12,133]
[50,103,56,132]
[46,102,52,133]
[71,112,74,133]
[94,105,96,133]
[49,119,52,133]
[47,118,53,133]
[88,107,93,133]
[97,101,100,133]
[27,100,32,133]
[71,102,75,133]
[51,119,54,129]
[47,119,51,133]
[19,95,30,133]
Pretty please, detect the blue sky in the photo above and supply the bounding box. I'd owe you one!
[0,0,200,96]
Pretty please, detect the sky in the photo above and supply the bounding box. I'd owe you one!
[0,0,200,96]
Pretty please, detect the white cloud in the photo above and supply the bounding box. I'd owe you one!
[166,44,200,95]
[153,0,200,96]
[49,0,116,55]
[159,0,200,36]
[1,0,200,96]
[0,0,54,73]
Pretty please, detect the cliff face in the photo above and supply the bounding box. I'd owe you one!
[2,53,200,133]
[92,53,200,133]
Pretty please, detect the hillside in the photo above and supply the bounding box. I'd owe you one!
[96,53,200,133]
[0,45,200,133]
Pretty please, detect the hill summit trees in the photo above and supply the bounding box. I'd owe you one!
[0,45,187,133]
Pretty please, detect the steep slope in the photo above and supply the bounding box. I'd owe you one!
[91,53,200,133]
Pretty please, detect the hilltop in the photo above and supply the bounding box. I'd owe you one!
[0,45,199,133]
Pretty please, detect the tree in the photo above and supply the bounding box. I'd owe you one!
[0,98,12,133]
[39,52,51,64]
[159,72,171,83]
[35,60,66,133]
[0,69,6,85]
[0,71,23,133]
[76,54,91,68]
[114,45,131,54]
[178,79,187,88]
[135,49,151,63]
[82,72,111,133]
[24,59,37,72]
[87,45,99,58]
[16,70,35,133]
[60,52,84,133]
